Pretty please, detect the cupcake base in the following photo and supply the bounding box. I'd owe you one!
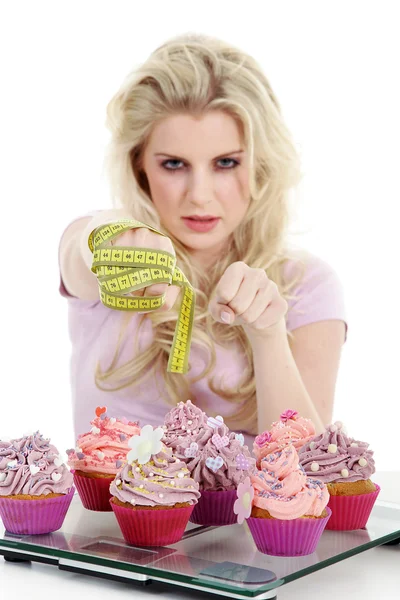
[326,484,380,530]
[72,470,114,511]
[110,498,194,546]
[246,507,332,556]
[0,487,75,535]
[190,489,237,526]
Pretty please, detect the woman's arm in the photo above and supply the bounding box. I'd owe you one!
[251,319,346,434]
[59,209,133,300]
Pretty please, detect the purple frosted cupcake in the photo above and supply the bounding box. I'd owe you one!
[298,421,380,530]
[110,425,200,546]
[163,401,255,525]
[0,432,74,534]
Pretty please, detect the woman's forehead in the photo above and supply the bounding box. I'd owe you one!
[145,111,244,157]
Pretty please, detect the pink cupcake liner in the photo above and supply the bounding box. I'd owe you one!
[110,499,194,547]
[72,470,114,511]
[246,507,332,556]
[326,484,380,530]
[0,487,75,535]
[189,489,237,526]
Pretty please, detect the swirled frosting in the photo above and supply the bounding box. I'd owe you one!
[67,414,140,475]
[253,409,315,466]
[298,421,375,483]
[110,445,200,507]
[162,401,255,491]
[188,427,256,491]
[0,431,73,496]
[251,444,329,519]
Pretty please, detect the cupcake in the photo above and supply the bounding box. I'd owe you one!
[163,400,255,525]
[0,431,74,534]
[110,425,200,546]
[67,406,140,511]
[298,421,380,530]
[162,399,213,459]
[253,409,315,468]
[240,444,330,556]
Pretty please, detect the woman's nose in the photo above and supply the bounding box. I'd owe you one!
[186,170,213,206]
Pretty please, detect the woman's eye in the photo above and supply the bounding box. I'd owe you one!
[217,158,239,169]
[162,159,184,170]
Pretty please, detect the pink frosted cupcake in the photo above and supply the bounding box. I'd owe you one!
[298,421,380,530]
[0,431,74,535]
[110,425,200,547]
[253,409,315,468]
[67,406,140,511]
[239,444,331,556]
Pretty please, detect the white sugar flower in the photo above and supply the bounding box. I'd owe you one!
[127,425,164,465]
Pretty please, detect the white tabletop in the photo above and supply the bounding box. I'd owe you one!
[1,471,399,600]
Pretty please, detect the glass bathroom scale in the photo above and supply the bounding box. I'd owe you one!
[1,495,400,599]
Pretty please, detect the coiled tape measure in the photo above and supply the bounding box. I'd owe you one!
[88,219,194,374]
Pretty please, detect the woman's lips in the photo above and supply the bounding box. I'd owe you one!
[181,217,220,232]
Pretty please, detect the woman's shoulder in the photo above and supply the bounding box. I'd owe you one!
[282,249,346,332]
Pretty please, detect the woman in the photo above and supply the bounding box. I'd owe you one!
[59,34,346,448]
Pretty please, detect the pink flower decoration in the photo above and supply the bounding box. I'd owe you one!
[280,409,299,422]
[255,430,272,447]
[233,477,254,524]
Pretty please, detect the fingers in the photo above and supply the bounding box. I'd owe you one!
[112,227,178,313]
[113,228,175,255]
[249,296,288,330]
[215,262,246,305]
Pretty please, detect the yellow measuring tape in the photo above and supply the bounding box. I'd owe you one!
[88,219,195,374]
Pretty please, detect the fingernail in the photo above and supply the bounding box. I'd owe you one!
[220,310,231,324]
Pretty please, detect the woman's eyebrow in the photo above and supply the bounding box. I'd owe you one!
[154,149,244,160]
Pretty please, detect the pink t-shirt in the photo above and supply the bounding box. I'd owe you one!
[60,241,346,449]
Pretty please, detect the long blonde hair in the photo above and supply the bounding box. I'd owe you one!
[96,33,304,434]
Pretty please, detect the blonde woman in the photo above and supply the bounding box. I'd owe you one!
[59,34,346,447]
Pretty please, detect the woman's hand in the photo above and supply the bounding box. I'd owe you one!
[113,227,181,312]
[208,261,288,342]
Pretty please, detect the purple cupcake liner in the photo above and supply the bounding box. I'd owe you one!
[110,499,194,546]
[326,484,380,530]
[246,507,332,556]
[72,470,114,511]
[0,487,75,535]
[190,489,237,526]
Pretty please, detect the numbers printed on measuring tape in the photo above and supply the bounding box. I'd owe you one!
[88,219,195,375]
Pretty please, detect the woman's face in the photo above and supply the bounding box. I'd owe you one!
[141,110,251,265]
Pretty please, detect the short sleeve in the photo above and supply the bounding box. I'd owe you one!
[284,253,347,337]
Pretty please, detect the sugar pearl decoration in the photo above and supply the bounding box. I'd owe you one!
[178,472,184,478]
[159,493,164,498]
[135,467,140,472]
[170,481,175,486]
[328,444,337,454]
[115,479,121,486]
[130,499,136,505]
[139,484,144,489]
[188,420,192,425]
[358,457,368,467]
[182,425,186,430]
[341,469,349,478]
[149,472,154,477]
[310,462,319,472]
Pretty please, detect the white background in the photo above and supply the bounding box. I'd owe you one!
[1,0,399,470]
